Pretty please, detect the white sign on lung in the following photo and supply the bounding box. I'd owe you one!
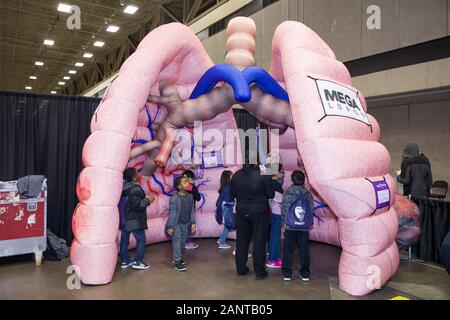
[314,78,371,126]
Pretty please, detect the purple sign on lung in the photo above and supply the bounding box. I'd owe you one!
[372,177,390,209]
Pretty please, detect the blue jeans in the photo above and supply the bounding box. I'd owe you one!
[268,214,281,261]
[219,225,230,244]
[120,229,146,263]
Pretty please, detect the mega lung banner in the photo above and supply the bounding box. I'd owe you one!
[313,77,371,126]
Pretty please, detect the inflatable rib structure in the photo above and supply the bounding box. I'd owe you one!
[71,20,399,296]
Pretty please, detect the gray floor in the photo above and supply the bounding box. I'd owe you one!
[0,239,449,300]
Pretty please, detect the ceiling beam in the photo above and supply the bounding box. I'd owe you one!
[185,0,204,23]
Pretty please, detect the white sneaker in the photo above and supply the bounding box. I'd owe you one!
[300,276,310,282]
[218,243,231,249]
[232,249,251,258]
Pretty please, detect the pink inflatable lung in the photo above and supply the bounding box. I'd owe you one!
[71,19,399,296]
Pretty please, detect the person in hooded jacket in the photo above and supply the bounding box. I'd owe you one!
[230,150,275,280]
[119,168,155,270]
[397,143,433,198]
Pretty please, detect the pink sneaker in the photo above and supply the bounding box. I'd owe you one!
[266,259,282,268]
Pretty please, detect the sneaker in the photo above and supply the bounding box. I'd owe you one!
[174,262,187,272]
[256,271,269,280]
[218,243,231,249]
[232,249,252,258]
[185,242,199,250]
[120,260,134,269]
[283,276,292,281]
[171,259,186,266]
[300,275,310,282]
[132,261,150,270]
[266,259,282,269]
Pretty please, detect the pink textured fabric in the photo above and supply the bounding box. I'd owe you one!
[71,21,399,296]
[270,21,399,295]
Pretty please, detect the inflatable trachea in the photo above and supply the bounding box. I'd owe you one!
[71,17,399,296]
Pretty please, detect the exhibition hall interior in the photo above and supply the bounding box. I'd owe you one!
[0,0,449,302]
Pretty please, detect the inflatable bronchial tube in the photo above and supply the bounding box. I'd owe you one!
[71,18,399,296]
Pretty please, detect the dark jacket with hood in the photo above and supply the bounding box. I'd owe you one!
[229,165,275,215]
[398,143,433,198]
[122,181,150,230]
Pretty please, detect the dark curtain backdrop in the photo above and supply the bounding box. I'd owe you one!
[0,93,260,243]
[413,197,450,263]
[0,91,100,242]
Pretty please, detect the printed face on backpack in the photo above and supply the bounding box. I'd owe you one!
[295,206,305,222]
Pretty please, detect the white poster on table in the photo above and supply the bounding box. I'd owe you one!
[312,77,372,128]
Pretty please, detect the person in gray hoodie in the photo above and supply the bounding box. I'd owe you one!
[165,176,196,272]
[280,170,314,281]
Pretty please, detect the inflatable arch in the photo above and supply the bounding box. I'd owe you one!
[72,18,399,296]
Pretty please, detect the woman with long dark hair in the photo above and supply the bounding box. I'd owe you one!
[216,170,234,249]
[229,151,275,280]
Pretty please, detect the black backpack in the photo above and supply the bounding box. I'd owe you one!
[43,229,69,261]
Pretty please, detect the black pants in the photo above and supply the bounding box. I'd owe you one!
[282,230,310,278]
[235,212,270,277]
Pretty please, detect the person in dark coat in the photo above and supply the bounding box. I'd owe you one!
[119,168,155,270]
[397,143,433,198]
[229,151,275,280]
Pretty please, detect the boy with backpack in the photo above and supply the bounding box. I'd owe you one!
[166,176,196,272]
[119,168,155,270]
[280,170,314,281]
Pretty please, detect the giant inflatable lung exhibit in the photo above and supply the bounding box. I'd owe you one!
[71,17,400,296]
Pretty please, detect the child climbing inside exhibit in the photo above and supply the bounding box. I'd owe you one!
[182,169,201,250]
[119,168,155,270]
[166,175,197,272]
[280,170,314,281]
[216,170,234,249]
[266,164,285,268]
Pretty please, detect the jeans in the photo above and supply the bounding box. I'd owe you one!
[268,214,281,261]
[120,229,146,263]
[282,230,310,278]
[218,204,230,244]
[219,226,230,244]
[173,223,190,262]
[235,212,270,277]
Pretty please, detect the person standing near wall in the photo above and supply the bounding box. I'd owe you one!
[230,151,275,280]
[397,143,433,198]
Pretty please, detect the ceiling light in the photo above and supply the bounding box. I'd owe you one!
[63,76,70,80]
[29,76,37,80]
[58,81,66,85]
[57,3,72,13]
[123,5,138,14]
[68,70,77,74]
[75,62,84,67]
[93,41,105,47]
[25,86,32,90]
[44,39,54,46]
[50,91,57,94]
[106,25,120,33]
[35,61,44,66]
[83,53,93,58]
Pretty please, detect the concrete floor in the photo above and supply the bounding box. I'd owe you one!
[0,239,448,300]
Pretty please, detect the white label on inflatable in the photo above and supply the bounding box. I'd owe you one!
[314,78,371,126]
[377,189,390,205]
[203,153,218,168]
